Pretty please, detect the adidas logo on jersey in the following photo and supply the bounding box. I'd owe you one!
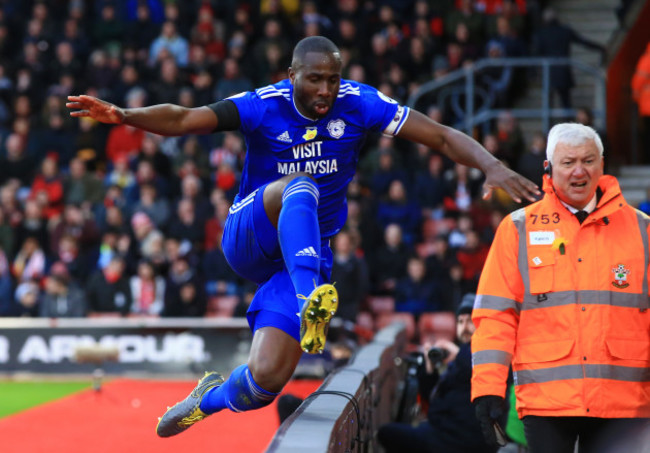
[295,246,319,258]
[277,131,292,143]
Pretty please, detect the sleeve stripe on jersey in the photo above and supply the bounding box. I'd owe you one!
[258,89,291,100]
[337,84,360,97]
[256,85,276,95]
[339,83,359,90]
[383,106,410,136]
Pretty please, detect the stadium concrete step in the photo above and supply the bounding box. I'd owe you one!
[615,165,650,207]
[509,0,617,141]
[618,165,650,177]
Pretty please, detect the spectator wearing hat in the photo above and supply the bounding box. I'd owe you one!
[39,261,86,318]
[478,40,513,110]
[378,293,504,453]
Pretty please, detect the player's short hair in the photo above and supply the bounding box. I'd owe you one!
[291,36,340,68]
[546,122,604,163]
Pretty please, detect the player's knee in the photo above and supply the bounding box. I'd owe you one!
[288,171,315,182]
[282,174,319,206]
[248,357,293,393]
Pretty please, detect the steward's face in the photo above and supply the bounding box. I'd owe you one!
[289,51,342,120]
[551,140,603,210]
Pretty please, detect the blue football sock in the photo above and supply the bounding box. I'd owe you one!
[278,176,321,302]
[199,365,278,414]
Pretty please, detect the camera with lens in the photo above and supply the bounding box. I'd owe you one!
[427,346,450,364]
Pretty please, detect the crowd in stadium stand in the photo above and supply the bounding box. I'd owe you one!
[0,0,563,330]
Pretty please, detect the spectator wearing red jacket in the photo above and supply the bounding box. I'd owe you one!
[104,88,147,166]
[455,229,489,293]
[29,152,65,220]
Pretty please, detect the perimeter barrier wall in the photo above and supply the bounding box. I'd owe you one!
[0,317,252,376]
[266,322,409,453]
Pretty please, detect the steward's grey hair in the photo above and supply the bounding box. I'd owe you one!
[546,123,604,163]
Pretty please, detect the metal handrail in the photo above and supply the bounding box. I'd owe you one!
[407,57,607,134]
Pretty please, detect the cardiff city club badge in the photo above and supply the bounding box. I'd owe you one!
[611,264,630,289]
[302,127,318,141]
[327,119,345,139]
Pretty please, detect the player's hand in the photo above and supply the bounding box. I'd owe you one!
[482,161,540,203]
[66,95,125,124]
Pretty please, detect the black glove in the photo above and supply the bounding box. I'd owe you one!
[474,395,507,447]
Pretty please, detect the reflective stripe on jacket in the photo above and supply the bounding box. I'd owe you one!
[471,174,650,418]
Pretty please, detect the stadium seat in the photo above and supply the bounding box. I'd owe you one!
[356,311,374,331]
[418,311,457,344]
[206,295,240,317]
[354,311,375,342]
[375,312,416,342]
[366,296,395,316]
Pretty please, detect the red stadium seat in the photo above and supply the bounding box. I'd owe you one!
[355,311,375,343]
[367,296,395,316]
[356,311,374,332]
[375,312,416,341]
[418,311,457,345]
[206,295,240,317]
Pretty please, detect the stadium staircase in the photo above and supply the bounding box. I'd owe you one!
[617,165,650,207]
[513,0,650,207]
[512,0,619,141]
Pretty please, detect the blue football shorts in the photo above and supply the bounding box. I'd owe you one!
[222,184,333,342]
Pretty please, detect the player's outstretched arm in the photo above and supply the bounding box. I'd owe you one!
[397,110,540,203]
[66,95,219,136]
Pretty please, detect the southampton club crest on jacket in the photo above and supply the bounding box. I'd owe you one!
[611,264,630,289]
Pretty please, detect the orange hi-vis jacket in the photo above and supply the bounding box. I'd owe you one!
[632,43,650,116]
[471,174,650,418]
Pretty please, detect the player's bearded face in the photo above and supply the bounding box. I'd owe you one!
[291,51,342,119]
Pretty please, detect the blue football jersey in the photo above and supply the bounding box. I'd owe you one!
[226,78,410,238]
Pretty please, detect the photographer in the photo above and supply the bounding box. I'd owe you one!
[378,294,504,453]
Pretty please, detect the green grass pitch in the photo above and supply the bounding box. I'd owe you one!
[0,381,91,418]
